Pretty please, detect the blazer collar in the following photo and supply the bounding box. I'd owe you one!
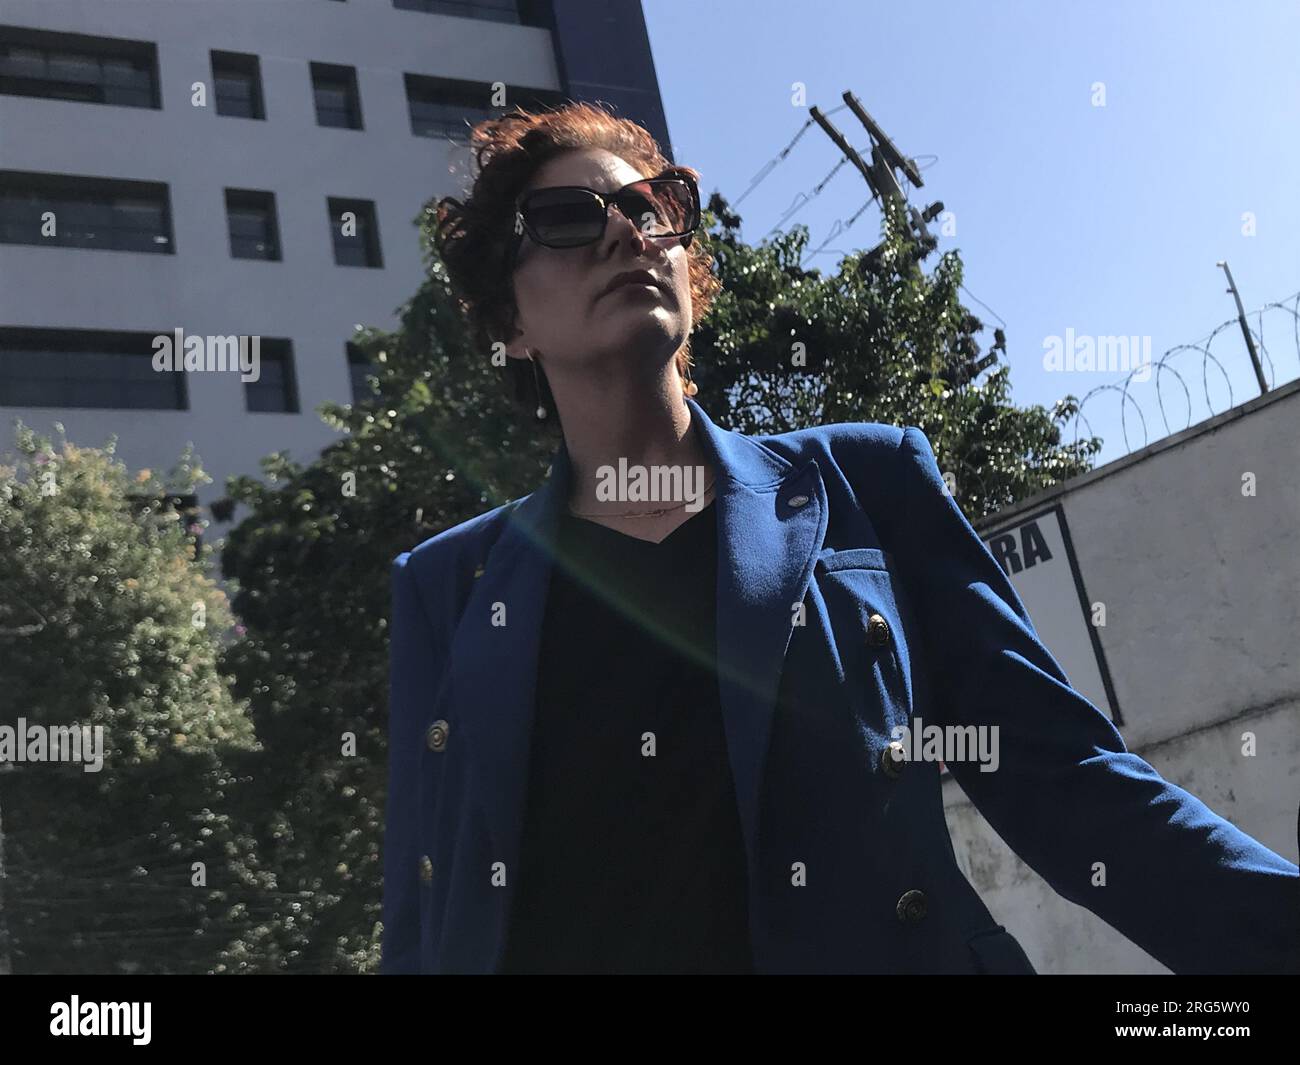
[492,395,805,551]
[448,397,827,956]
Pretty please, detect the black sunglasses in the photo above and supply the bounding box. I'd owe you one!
[511,170,700,255]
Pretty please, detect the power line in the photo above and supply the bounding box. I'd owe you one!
[763,151,873,240]
[802,196,880,265]
[729,104,851,211]
[960,284,1008,331]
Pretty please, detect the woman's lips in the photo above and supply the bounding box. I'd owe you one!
[599,269,665,299]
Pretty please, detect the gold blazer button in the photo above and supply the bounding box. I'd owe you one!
[866,613,891,647]
[880,740,908,779]
[426,720,449,752]
[896,889,928,924]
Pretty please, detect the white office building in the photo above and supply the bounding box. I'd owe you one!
[0,0,671,513]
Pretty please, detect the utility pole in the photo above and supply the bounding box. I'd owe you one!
[840,91,927,235]
[807,105,878,196]
[808,92,941,244]
[809,91,997,383]
[1216,260,1269,396]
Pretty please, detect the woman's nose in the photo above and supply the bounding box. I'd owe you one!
[604,202,664,257]
[606,200,652,243]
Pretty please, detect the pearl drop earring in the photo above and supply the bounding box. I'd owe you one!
[528,351,547,420]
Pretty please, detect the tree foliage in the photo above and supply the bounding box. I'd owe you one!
[212,216,557,972]
[0,427,264,973]
[696,196,1099,514]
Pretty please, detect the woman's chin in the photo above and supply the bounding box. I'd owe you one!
[607,311,686,351]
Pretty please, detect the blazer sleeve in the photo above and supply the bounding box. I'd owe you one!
[379,551,442,974]
[888,425,1300,974]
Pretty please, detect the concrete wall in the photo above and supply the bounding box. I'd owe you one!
[951,379,1300,973]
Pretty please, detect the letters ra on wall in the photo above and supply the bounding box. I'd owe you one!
[980,504,1121,725]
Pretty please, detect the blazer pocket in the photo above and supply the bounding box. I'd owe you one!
[816,546,890,573]
[813,556,914,738]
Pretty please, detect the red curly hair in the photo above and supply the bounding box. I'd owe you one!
[432,100,721,420]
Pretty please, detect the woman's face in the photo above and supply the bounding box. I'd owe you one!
[505,148,694,385]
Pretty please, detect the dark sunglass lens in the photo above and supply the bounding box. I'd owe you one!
[619,180,693,236]
[523,189,604,247]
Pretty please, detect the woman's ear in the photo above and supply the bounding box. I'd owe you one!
[490,302,524,360]
[501,321,531,363]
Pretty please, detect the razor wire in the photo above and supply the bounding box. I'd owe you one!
[1066,290,1300,458]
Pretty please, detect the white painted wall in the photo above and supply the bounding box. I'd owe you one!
[952,380,1300,973]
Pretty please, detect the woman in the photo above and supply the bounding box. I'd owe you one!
[380,103,1299,975]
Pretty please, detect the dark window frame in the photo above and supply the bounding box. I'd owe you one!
[243,338,299,414]
[327,197,383,268]
[0,24,160,108]
[211,49,265,120]
[309,61,362,129]
[346,341,373,404]
[224,187,281,261]
[0,326,188,410]
[404,72,564,140]
[392,0,521,23]
[0,169,175,254]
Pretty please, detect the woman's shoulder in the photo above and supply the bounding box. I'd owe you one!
[749,417,913,473]
[394,497,523,576]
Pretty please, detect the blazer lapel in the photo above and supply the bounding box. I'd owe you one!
[690,399,828,883]
[446,458,564,882]
[449,397,827,899]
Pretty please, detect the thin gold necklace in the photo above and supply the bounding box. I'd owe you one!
[567,478,717,519]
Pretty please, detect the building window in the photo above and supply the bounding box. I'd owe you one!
[392,0,519,22]
[211,50,264,119]
[327,198,382,268]
[405,73,563,140]
[405,74,493,140]
[310,62,362,129]
[0,327,187,410]
[346,342,373,403]
[0,170,173,253]
[0,25,159,108]
[244,338,298,413]
[225,188,280,260]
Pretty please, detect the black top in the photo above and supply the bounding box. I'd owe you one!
[499,498,755,974]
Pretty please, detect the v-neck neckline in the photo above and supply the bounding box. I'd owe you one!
[563,498,716,548]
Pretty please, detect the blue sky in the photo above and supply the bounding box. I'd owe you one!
[642,0,1300,463]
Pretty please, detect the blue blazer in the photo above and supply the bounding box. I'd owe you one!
[381,396,1300,974]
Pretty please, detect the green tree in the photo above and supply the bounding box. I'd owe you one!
[214,193,1100,971]
[213,221,559,972]
[696,195,1099,515]
[0,427,265,974]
